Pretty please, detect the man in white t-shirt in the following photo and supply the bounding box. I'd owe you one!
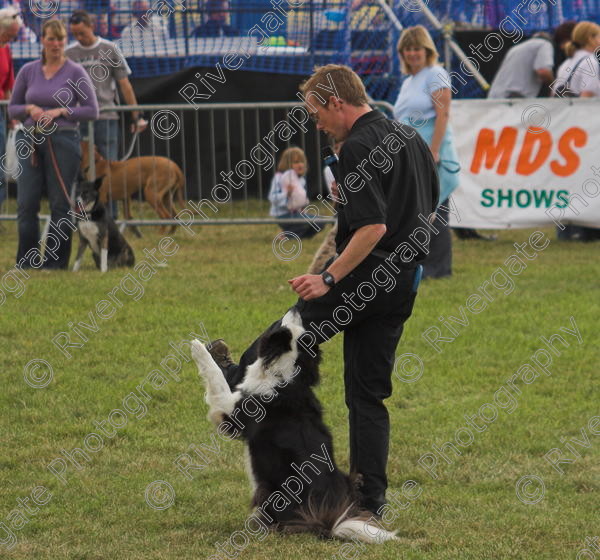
[488,33,555,98]
[67,10,148,216]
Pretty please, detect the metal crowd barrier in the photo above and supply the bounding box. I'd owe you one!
[0,100,394,232]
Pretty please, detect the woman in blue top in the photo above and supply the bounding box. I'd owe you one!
[393,25,459,279]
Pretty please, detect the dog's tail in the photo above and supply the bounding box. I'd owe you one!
[331,505,398,543]
[173,165,186,210]
[282,493,397,543]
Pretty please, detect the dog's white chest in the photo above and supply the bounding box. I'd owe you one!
[79,221,100,254]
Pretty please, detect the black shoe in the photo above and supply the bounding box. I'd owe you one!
[361,500,385,519]
[453,227,478,240]
[454,228,497,241]
[359,491,386,518]
[206,339,234,370]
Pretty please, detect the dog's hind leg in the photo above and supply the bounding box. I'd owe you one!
[191,339,241,426]
[144,184,172,233]
[174,171,186,210]
[165,188,179,234]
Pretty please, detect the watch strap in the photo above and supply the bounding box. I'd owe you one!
[321,270,335,287]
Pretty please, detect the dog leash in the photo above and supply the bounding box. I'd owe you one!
[45,135,87,217]
[120,130,140,162]
[42,126,140,216]
[47,136,75,207]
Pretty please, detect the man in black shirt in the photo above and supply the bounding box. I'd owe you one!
[216,65,438,515]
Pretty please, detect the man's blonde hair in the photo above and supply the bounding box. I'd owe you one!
[277,147,307,173]
[396,25,439,74]
[300,64,369,108]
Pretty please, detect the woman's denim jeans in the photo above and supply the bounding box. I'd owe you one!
[16,128,81,270]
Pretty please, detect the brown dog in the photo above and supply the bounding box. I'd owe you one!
[81,141,186,233]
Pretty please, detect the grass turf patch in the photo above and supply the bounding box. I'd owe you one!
[0,206,598,559]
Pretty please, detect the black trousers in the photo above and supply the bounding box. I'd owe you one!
[224,254,420,510]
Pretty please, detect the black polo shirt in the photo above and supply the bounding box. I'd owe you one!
[334,110,439,261]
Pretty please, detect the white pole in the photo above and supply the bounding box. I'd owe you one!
[412,0,490,90]
[373,0,490,91]
[372,0,404,31]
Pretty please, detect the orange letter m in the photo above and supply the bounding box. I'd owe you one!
[470,127,518,175]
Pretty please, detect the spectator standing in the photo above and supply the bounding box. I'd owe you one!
[553,20,577,67]
[488,32,555,98]
[552,21,600,242]
[66,10,147,215]
[9,5,37,44]
[9,19,98,269]
[0,6,18,211]
[192,0,239,38]
[553,21,600,98]
[393,25,460,279]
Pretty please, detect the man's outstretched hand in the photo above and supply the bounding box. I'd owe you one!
[289,274,330,301]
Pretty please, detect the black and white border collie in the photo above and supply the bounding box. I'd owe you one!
[72,177,135,273]
[191,309,397,543]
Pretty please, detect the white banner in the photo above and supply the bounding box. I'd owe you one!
[448,98,600,229]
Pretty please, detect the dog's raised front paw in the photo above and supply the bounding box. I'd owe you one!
[191,338,210,363]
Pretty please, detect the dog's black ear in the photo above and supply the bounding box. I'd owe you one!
[93,176,104,190]
[296,344,321,387]
[259,328,293,368]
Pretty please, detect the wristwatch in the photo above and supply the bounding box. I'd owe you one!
[321,270,336,288]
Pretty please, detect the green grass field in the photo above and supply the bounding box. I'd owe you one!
[1,204,598,560]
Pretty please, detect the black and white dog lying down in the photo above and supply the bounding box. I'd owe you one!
[72,177,135,273]
[190,309,397,543]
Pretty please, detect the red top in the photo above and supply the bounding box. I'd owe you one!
[0,45,15,99]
